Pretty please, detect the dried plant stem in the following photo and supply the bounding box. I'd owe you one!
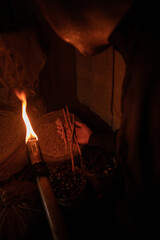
[62,107,75,172]
[69,142,74,172]
[70,114,75,172]
[56,118,67,151]
[66,106,82,156]
[62,108,69,129]
[66,105,72,129]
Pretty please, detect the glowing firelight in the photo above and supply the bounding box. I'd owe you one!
[15,90,38,143]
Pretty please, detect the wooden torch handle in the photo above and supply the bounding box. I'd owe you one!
[36,176,68,240]
[27,139,68,240]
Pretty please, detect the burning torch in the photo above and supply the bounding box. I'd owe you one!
[15,90,68,240]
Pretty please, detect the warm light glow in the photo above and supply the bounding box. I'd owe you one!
[15,90,38,143]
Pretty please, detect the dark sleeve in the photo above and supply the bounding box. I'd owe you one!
[88,129,118,154]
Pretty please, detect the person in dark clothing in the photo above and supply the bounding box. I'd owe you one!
[1,0,160,239]
[34,0,160,238]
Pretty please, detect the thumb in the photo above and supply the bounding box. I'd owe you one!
[75,120,84,127]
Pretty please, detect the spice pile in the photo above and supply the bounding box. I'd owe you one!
[49,163,86,201]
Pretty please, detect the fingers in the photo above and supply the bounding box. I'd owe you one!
[75,120,83,127]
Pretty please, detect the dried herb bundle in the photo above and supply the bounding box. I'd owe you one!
[56,106,81,172]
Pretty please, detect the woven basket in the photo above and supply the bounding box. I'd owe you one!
[35,109,81,168]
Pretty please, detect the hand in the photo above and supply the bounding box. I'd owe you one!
[74,121,93,145]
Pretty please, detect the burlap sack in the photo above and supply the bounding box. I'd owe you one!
[0,28,46,181]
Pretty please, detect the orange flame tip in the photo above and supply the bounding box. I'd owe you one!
[15,89,38,143]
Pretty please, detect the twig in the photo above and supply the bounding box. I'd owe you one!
[62,108,75,172]
[56,118,67,151]
[70,114,75,172]
[69,141,74,172]
[62,108,69,129]
[66,105,82,156]
[71,114,75,144]
[66,105,72,129]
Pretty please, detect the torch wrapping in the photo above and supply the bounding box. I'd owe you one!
[27,139,68,240]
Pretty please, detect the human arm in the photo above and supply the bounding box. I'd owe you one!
[65,120,117,154]
[73,120,93,145]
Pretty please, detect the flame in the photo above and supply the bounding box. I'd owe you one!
[15,90,38,143]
